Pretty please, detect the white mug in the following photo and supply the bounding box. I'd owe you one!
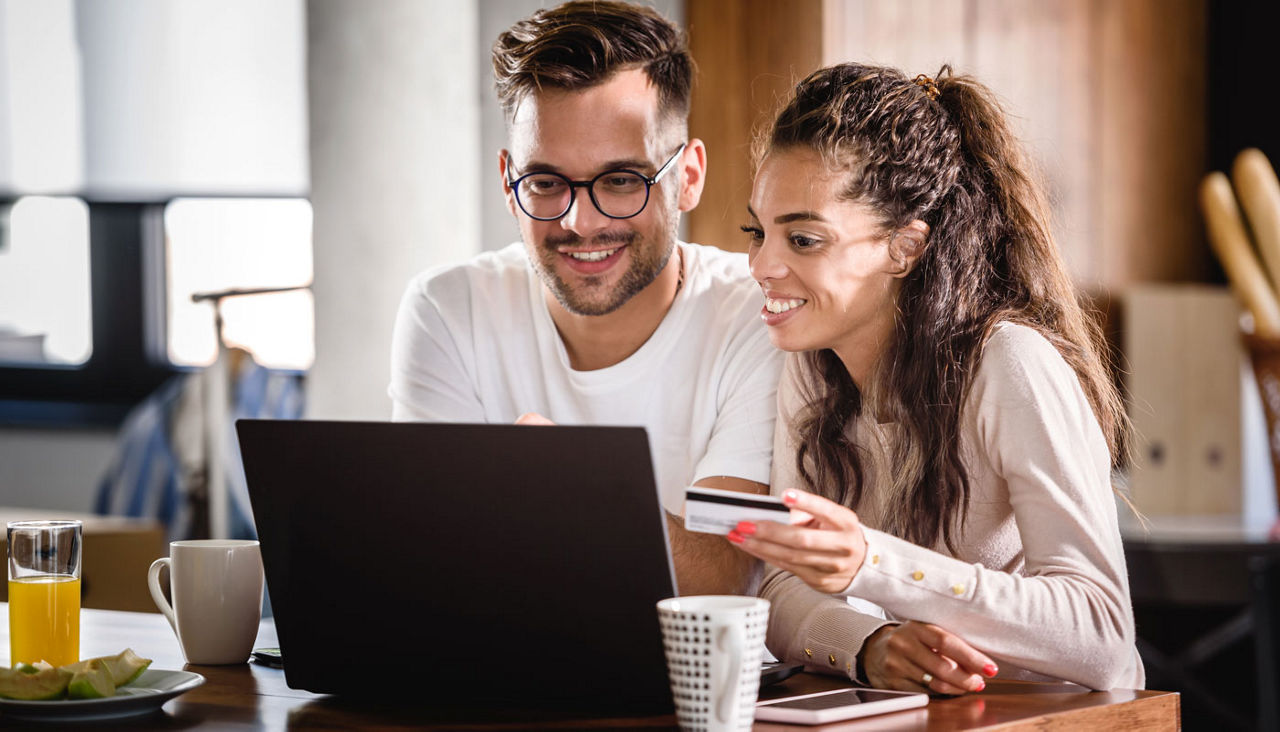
[657,595,770,732]
[148,539,264,665]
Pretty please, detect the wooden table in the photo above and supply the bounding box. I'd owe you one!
[0,606,1179,730]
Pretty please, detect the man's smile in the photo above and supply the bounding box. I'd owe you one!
[562,246,623,262]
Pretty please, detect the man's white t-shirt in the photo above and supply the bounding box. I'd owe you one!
[388,241,784,514]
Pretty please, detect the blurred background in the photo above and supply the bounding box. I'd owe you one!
[0,0,1277,728]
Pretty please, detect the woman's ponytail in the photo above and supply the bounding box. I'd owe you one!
[935,68,1130,469]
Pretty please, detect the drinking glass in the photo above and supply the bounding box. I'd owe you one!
[7,520,83,666]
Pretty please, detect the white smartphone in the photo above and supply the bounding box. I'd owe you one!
[754,688,928,724]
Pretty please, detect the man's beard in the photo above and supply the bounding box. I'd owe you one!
[533,224,677,316]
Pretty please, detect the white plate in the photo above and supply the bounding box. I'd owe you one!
[0,669,205,722]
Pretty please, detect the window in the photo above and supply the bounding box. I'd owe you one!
[0,197,92,366]
[0,0,309,426]
[164,198,313,370]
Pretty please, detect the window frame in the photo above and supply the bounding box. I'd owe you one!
[0,200,177,427]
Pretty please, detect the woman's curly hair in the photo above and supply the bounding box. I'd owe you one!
[759,63,1129,553]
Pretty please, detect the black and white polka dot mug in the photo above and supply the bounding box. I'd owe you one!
[657,596,770,732]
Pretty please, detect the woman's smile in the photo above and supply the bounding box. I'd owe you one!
[746,148,904,380]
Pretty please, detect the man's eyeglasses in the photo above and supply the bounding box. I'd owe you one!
[505,143,687,221]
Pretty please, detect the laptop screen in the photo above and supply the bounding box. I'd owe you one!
[238,419,677,711]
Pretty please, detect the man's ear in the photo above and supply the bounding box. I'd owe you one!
[677,138,708,212]
[499,149,518,218]
[888,219,930,277]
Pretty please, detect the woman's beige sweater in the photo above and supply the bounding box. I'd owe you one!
[761,323,1144,690]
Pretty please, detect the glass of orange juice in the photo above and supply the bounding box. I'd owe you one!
[7,520,82,667]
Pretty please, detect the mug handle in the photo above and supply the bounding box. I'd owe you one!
[714,622,744,725]
[147,557,180,636]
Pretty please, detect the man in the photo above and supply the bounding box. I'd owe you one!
[389,1,782,595]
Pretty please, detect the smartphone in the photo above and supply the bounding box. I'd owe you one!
[760,662,804,687]
[251,647,284,669]
[755,687,927,724]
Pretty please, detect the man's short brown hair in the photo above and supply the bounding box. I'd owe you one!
[492,1,693,124]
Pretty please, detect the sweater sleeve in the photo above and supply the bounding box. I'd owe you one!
[840,325,1140,689]
[760,565,895,682]
[758,354,895,681]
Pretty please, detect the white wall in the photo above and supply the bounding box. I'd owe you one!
[0,1,10,186]
[305,0,480,420]
[0,428,116,511]
[76,0,308,199]
[0,0,83,194]
[3,0,307,198]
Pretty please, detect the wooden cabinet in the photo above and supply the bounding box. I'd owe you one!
[1124,286,1244,515]
[685,0,1210,294]
[685,0,822,254]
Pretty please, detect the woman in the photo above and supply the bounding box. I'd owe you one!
[728,63,1143,694]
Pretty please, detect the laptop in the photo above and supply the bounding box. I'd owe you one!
[236,419,678,712]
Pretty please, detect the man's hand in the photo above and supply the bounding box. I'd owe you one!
[668,477,766,596]
[515,412,556,425]
[860,621,997,695]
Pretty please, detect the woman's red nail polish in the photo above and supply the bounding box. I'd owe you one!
[783,490,798,506]
[975,680,985,692]
[983,664,998,677]
[727,530,745,544]
[736,521,757,535]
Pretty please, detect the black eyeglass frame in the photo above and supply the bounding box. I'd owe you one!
[504,142,688,221]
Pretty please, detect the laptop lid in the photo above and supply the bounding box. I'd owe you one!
[236,419,677,711]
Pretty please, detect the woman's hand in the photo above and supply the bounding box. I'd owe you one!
[861,621,997,695]
[728,488,867,594]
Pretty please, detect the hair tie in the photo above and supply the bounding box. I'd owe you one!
[912,74,940,101]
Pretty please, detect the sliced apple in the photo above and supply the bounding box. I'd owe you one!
[0,665,72,700]
[66,660,114,699]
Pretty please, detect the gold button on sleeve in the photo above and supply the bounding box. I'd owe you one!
[952,584,965,595]
[912,570,925,581]
[828,654,837,665]
[804,648,813,658]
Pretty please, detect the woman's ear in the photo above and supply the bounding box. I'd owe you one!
[888,219,930,277]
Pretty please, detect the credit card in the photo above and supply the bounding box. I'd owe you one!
[684,486,795,535]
